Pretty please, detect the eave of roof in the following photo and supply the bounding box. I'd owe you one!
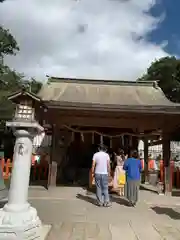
[49,76,158,87]
[44,100,180,114]
[38,76,180,114]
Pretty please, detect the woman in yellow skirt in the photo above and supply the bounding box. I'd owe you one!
[113,149,126,195]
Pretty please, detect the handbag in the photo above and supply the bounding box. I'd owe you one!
[118,172,126,185]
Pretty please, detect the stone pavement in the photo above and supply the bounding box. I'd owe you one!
[23,186,180,239]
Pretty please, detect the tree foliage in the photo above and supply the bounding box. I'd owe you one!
[0,19,42,125]
[138,57,180,103]
[0,67,42,122]
[0,26,21,122]
[0,26,19,57]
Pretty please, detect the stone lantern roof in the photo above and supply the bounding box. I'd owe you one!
[8,88,41,104]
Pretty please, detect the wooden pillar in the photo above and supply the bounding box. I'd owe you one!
[47,124,57,188]
[162,132,171,195]
[144,138,149,183]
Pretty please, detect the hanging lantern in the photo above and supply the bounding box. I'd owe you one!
[121,135,124,147]
[81,133,84,142]
[71,132,75,142]
[100,135,103,145]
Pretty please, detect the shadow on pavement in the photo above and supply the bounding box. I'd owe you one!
[151,206,180,220]
[76,193,97,206]
[83,187,96,195]
[111,195,130,206]
[140,185,158,194]
[30,181,48,190]
[0,200,7,208]
[76,193,130,207]
[172,190,180,197]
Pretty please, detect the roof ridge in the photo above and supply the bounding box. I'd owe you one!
[47,76,157,87]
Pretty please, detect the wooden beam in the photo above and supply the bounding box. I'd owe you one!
[46,108,163,119]
[162,116,180,132]
[148,140,163,146]
[46,114,162,130]
[42,108,171,132]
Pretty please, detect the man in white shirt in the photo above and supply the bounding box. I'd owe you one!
[92,144,111,207]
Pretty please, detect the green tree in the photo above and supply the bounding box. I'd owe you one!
[23,78,42,94]
[0,23,42,123]
[138,56,180,103]
[0,24,21,122]
[0,26,19,58]
[30,78,42,94]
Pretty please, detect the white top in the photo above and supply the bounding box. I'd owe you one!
[93,151,110,174]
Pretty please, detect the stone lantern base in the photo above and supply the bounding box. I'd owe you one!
[0,205,41,239]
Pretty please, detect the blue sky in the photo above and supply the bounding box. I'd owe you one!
[149,0,180,55]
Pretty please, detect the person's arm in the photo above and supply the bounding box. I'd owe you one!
[107,161,111,176]
[139,160,142,172]
[123,159,128,171]
[107,155,111,176]
[91,155,96,177]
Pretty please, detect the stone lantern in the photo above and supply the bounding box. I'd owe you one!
[0,90,49,239]
[14,99,35,121]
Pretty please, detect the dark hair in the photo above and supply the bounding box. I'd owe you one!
[98,144,107,152]
[131,150,139,159]
[117,148,124,155]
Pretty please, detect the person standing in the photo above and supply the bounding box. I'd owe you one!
[123,150,142,207]
[113,149,126,195]
[92,144,111,207]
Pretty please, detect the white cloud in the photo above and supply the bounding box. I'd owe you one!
[0,0,168,81]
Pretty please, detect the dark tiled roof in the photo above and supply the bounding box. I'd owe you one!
[38,77,180,112]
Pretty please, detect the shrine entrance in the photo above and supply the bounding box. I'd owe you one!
[53,125,140,186]
[56,131,92,186]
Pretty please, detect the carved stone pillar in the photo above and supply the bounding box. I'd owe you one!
[0,127,42,239]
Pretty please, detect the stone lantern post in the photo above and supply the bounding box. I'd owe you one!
[0,90,47,239]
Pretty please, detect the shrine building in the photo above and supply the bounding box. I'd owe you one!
[8,77,180,194]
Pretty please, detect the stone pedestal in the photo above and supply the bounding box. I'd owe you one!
[0,121,43,239]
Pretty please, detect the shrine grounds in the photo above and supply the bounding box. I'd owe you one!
[6,185,180,239]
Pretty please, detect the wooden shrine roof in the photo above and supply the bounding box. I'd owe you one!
[38,77,180,113]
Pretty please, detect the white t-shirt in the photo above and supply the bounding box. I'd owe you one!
[93,151,110,174]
